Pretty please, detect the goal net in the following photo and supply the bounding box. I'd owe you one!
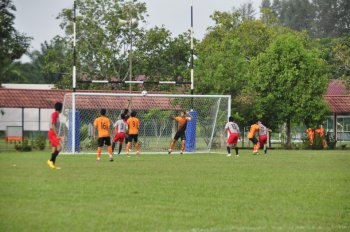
[59,92,231,154]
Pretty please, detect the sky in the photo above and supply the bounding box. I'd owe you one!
[13,0,262,61]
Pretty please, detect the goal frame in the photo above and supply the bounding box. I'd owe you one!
[62,92,231,154]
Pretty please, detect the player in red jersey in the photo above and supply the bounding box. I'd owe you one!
[112,113,128,155]
[224,116,240,157]
[258,121,272,155]
[47,102,63,170]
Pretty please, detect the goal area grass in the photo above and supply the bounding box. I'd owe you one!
[0,150,349,232]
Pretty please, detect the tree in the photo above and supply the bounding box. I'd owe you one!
[196,12,277,124]
[337,0,350,36]
[195,10,247,97]
[133,27,191,91]
[279,0,315,32]
[331,35,350,87]
[0,0,31,83]
[58,0,147,86]
[28,36,71,85]
[239,2,256,21]
[247,32,329,148]
[57,0,191,91]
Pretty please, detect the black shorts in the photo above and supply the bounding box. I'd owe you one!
[249,137,258,145]
[174,131,186,141]
[128,134,138,143]
[98,137,111,147]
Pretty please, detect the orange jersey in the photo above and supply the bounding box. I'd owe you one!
[94,116,111,138]
[175,116,191,132]
[248,124,260,139]
[315,128,324,137]
[127,117,140,135]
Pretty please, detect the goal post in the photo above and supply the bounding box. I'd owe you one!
[59,92,231,154]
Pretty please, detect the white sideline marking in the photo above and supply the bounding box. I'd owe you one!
[166,225,349,232]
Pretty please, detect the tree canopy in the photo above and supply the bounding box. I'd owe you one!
[0,0,31,83]
[5,0,349,147]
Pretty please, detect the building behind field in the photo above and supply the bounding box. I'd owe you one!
[1,81,350,150]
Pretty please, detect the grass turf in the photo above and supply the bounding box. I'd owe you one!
[0,150,349,232]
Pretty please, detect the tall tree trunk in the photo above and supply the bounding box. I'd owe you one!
[286,118,292,149]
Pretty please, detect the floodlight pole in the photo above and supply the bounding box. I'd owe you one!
[73,0,77,92]
[129,15,133,95]
[190,0,194,109]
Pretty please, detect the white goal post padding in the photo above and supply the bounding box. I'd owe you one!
[59,93,231,154]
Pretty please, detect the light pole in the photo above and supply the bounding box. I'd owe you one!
[190,0,194,96]
[119,1,138,94]
[73,0,77,92]
[128,15,133,95]
[190,0,194,110]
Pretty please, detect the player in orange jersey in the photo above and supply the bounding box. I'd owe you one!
[93,109,113,162]
[168,111,192,155]
[306,128,314,145]
[47,102,63,170]
[248,121,260,154]
[126,111,140,156]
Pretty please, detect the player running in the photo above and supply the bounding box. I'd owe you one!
[168,111,192,155]
[126,111,140,156]
[248,120,260,154]
[112,113,128,155]
[258,121,272,155]
[224,116,240,157]
[47,102,63,170]
[93,109,114,162]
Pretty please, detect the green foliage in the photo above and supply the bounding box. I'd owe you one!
[56,0,148,88]
[0,0,31,83]
[133,28,191,91]
[247,32,329,146]
[79,124,89,140]
[267,0,350,38]
[80,137,96,150]
[14,140,32,152]
[331,35,350,85]
[312,133,324,150]
[33,135,46,151]
[326,132,337,150]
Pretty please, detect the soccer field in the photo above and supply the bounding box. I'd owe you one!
[0,150,349,232]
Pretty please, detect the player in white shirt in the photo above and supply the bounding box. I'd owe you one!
[112,113,129,155]
[258,121,272,154]
[224,116,240,157]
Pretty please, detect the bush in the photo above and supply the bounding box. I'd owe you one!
[33,135,46,150]
[301,136,311,149]
[325,132,337,150]
[312,134,324,150]
[80,137,96,149]
[80,124,90,141]
[15,140,32,152]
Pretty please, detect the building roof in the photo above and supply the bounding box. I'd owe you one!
[0,89,67,108]
[0,89,175,110]
[324,95,350,113]
[1,83,56,90]
[324,80,350,113]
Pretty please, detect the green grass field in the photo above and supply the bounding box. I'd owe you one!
[1,150,349,232]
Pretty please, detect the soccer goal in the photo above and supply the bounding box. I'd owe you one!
[59,92,231,154]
